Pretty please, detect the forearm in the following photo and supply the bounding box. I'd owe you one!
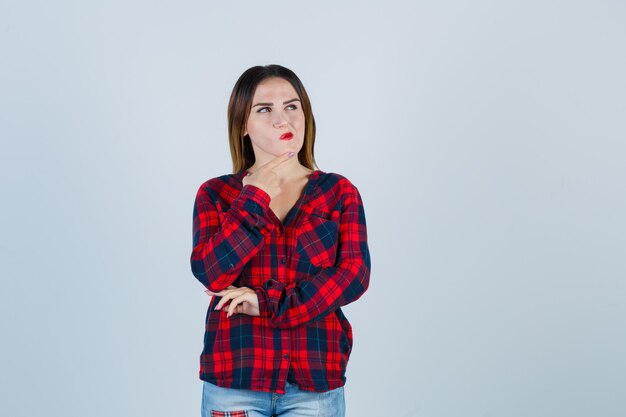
[190,184,276,292]
[254,185,371,328]
[254,256,370,328]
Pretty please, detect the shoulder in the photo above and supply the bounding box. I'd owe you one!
[315,171,366,212]
[200,173,235,189]
[319,171,362,195]
[194,173,240,201]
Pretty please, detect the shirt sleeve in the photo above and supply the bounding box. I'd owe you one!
[254,183,371,328]
[190,182,276,292]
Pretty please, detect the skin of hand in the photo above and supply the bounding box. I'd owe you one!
[242,151,296,200]
[205,285,261,318]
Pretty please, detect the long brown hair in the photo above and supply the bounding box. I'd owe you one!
[227,64,318,174]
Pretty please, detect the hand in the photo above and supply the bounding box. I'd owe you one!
[205,285,260,318]
[242,151,296,200]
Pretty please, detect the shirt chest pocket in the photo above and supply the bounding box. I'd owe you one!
[292,209,340,273]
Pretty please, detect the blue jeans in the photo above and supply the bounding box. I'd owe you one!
[201,380,345,417]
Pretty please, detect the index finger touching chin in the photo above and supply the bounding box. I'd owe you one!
[265,151,295,168]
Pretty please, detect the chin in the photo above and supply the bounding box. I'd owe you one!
[279,143,301,152]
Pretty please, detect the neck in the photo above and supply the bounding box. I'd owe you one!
[248,155,298,177]
[248,158,310,183]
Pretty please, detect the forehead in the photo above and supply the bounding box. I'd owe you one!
[252,77,298,100]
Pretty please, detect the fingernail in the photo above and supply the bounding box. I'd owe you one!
[288,152,295,157]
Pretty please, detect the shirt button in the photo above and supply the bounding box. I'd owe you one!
[280,257,286,264]
[283,354,290,359]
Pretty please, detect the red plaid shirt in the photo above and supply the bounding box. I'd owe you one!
[190,169,371,394]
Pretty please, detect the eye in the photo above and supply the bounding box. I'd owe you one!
[256,104,298,113]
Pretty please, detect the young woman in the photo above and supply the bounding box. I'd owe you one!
[190,64,371,417]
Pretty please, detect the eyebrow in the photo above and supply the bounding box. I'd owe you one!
[252,98,300,108]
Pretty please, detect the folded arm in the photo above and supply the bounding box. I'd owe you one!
[190,182,276,292]
[254,184,371,329]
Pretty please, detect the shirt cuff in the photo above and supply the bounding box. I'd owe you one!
[237,184,271,209]
[228,184,274,231]
[254,287,271,318]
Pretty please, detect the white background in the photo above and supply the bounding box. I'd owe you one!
[1,1,625,416]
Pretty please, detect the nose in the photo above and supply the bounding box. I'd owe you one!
[272,115,287,128]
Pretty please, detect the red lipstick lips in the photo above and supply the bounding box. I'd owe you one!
[279,132,293,140]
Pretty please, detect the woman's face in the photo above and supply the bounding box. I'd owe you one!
[244,77,306,160]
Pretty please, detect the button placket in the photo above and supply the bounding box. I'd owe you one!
[277,230,287,270]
